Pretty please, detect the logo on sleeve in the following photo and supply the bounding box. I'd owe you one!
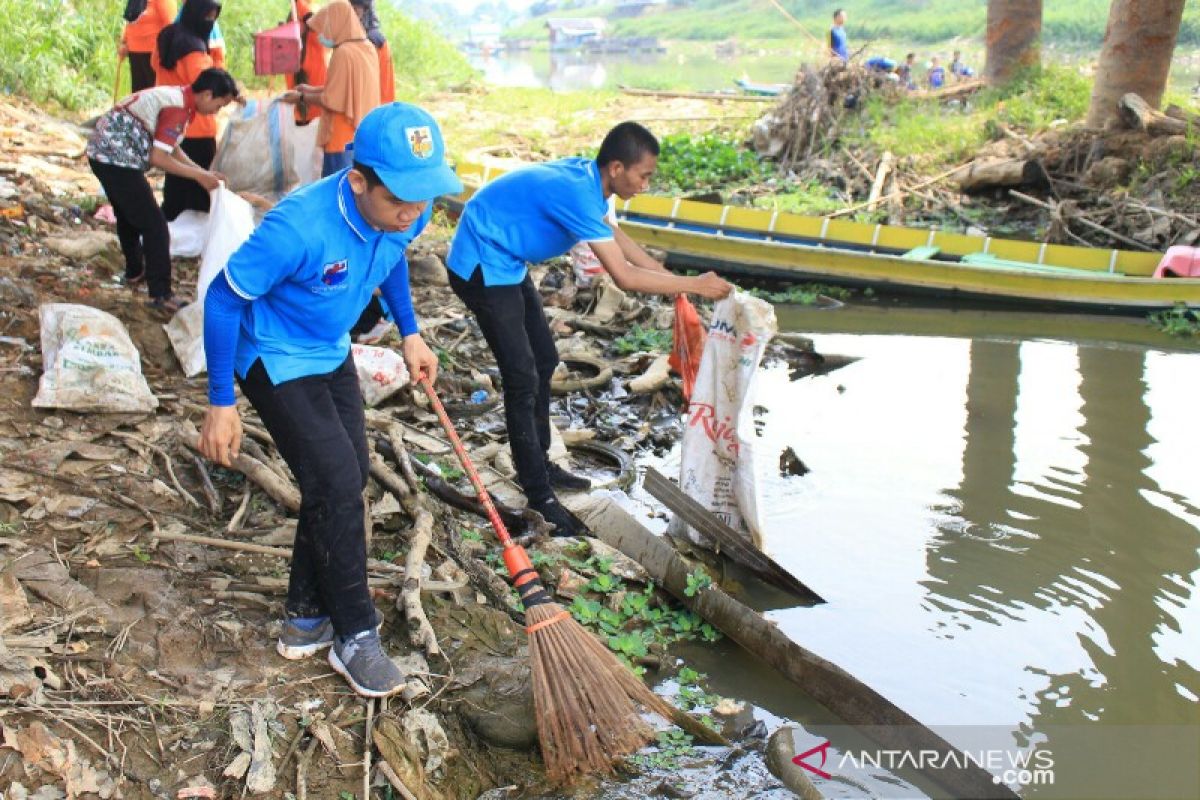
[322,259,349,286]
[406,126,433,159]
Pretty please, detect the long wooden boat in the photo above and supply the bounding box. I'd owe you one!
[448,151,1198,313]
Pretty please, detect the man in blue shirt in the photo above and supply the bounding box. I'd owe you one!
[197,103,460,698]
[447,122,732,537]
[829,8,848,62]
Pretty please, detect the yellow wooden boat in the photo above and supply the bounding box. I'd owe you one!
[448,152,1197,313]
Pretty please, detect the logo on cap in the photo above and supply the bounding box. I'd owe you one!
[406,126,434,160]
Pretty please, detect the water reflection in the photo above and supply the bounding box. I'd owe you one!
[731,311,1200,796]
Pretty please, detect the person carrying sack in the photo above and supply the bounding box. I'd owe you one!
[86,68,237,313]
[153,0,226,219]
[283,0,380,178]
[197,103,461,698]
[446,122,733,536]
[121,0,177,92]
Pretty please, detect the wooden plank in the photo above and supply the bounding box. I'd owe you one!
[569,494,1021,800]
[643,467,824,604]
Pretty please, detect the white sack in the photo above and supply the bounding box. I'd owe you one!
[32,303,158,413]
[212,100,311,198]
[352,344,410,407]
[677,291,776,550]
[164,187,256,376]
[168,210,210,258]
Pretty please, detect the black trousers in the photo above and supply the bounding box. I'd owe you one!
[449,267,560,503]
[88,158,173,300]
[161,137,216,221]
[237,356,377,637]
[128,52,155,93]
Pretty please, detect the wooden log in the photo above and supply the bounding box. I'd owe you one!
[179,422,301,512]
[401,508,441,658]
[866,151,894,212]
[568,496,1020,800]
[1118,93,1188,136]
[957,157,1045,193]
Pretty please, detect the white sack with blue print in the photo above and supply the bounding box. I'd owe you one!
[675,291,776,551]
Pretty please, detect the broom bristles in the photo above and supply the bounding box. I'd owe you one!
[525,602,678,783]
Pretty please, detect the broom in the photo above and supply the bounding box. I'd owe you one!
[418,376,682,782]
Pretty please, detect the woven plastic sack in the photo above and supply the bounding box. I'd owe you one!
[33,304,158,413]
[212,100,308,199]
[669,294,706,403]
[164,187,256,376]
[676,291,776,550]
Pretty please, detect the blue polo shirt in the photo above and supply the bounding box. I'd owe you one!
[830,25,848,60]
[447,157,614,286]
[206,170,428,403]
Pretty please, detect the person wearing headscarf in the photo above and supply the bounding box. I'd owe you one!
[285,1,380,178]
[121,0,178,92]
[172,2,224,66]
[349,0,394,104]
[153,0,225,219]
[285,0,328,125]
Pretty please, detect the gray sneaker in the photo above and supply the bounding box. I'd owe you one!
[277,610,383,661]
[328,629,405,698]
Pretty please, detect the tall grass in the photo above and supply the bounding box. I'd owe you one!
[0,0,474,114]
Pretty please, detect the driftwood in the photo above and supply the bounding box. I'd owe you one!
[618,85,773,103]
[866,151,894,212]
[402,508,441,657]
[1119,93,1190,136]
[958,157,1046,193]
[1008,190,1155,251]
[178,421,301,513]
[571,496,1020,800]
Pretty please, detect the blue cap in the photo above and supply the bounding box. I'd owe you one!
[352,103,463,202]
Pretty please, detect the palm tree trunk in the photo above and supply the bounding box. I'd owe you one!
[985,0,1043,85]
[1085,0,1186,128]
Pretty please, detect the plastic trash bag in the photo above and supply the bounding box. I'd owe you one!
[352,343,410,407]
[164,187,256,376]
[675,291,776,550]
[669,294,706,403]
[33,303,158,413]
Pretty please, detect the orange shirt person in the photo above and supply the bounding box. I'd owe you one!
[285,0,328,125]
[152,0,224,219]
[121,0,178,92]
[284,1,380,178]
[350,0,394,103]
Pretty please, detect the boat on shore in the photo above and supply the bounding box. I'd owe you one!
[446,150,1195,313]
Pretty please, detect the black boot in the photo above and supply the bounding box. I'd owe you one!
[546,461,591,491]
[529,496,587,537]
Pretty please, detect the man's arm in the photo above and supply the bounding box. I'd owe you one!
[148,147,220,190]
[611,221,667,273]
[378,258,439,385]
[589,239,731,300]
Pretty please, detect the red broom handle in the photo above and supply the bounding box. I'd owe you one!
[418,376,515,549]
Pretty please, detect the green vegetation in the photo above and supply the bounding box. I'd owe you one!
[655,132,771,194]
[0,0,472,112]
[1149,305,1200,337]
[612,325,673,354]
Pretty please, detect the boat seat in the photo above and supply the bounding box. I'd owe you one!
[901,245,941,260]
[961,252,1125,278]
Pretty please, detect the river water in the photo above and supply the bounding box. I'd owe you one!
[641,303,1200,798]
[469,46,1200,95]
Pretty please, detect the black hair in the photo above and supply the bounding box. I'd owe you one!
[352,162,384,189]
[191,68,239,99]
[833,8,845,18]
[596,121,659,168]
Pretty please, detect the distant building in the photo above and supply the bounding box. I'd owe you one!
[546,17,606,51]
